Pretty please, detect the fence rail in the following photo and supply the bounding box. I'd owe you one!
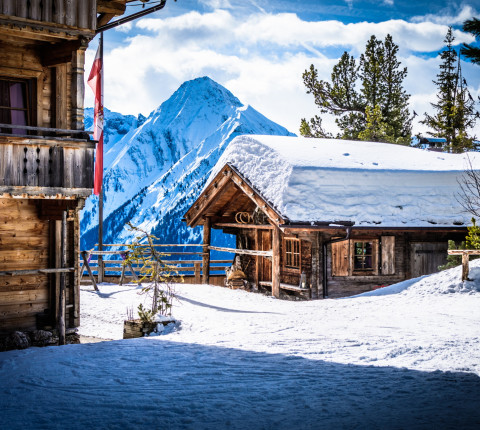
[80,243,233,287]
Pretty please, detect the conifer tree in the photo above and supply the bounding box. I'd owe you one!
[301,34,411,144]
[421,27,477,153]
[461,17,480,65]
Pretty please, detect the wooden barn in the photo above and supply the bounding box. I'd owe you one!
[0,1,134,344]
[184,135,476,299]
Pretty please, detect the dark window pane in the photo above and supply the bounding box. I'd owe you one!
[0,79,28,134]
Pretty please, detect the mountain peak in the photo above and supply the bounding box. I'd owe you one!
[152,77,243,119]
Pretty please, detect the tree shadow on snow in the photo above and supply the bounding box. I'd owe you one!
[175,294,283,314]
[0,340,479,430]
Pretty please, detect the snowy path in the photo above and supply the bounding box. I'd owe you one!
[1,262,480,429]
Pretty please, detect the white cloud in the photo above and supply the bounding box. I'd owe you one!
[113,21,133,33]
[138,10,475,54]
[411,4,478,25]
[85,9,480,137]
[383,0,394,5]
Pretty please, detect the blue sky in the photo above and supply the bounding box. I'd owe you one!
[86,0,480,136]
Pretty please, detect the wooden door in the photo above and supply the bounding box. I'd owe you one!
[410,242,448,277]
[260,230,272,282]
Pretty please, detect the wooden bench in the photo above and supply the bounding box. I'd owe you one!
[259,281,311,297]
[447,249,480,281]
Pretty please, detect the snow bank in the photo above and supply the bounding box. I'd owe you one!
[358,258,480,297]
[209,135,480,226]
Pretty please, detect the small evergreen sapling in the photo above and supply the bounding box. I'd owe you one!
[124,223,179,319]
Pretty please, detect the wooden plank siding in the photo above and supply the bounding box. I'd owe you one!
[0,198,79,334]
[0,199,50,333]
[0,138,94,190]
[0,0,97,31]
[324,230,464,298]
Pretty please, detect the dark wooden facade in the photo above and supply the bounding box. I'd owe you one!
[185,164,467,299]
[0,1,130,338]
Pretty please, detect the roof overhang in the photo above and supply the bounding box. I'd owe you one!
[184,163,286,228]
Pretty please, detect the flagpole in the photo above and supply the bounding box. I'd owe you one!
[98,31,104,283]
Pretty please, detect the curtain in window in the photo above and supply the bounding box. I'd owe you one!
[0,80,27,134]
[9,82,27,134]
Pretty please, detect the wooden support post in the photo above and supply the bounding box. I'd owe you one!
[128,261,140,283]
[58,211,67,346]
[462,253,470,281]
[82,251,98,291]
[272,225,281,298]
[120,262,126,285]
[194,261,201,284]
[202,217,211,284]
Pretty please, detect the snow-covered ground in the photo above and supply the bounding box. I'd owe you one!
[1,262,480,429]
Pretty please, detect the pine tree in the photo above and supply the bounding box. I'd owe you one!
[301,34,411,143]
[421,27,477,153]
[358,104,395,143]
[461,17,480,65]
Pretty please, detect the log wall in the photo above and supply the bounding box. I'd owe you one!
[0,0,97,30]
[324,230,465,298]
[0,199,50,333]
[0,198,79,334]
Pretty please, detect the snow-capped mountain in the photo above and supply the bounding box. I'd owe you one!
[81,77,294,249]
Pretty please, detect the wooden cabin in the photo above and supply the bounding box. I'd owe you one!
[0,1,133,342]
[184,135,475,299]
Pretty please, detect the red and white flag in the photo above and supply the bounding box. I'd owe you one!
[87,42,104,196]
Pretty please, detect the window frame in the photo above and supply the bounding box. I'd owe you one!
[352,240,376,273]
[331,238,382,277]
[0,76,36,134]
[283,237,301,271]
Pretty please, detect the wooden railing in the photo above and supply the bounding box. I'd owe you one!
[0,134,94,192]
[448,249,480,281]
[80,244,233,286]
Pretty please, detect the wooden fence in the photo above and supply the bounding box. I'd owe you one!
[80,244,232,287]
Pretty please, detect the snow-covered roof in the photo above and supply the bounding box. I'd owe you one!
[208,135,480,227]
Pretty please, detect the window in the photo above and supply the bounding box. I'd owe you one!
[284,238,300,269]
[0,78,31,134]
[353,241,374,271]
[332,237,394,277]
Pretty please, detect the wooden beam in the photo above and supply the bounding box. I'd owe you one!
[227,165,285,226]
[448,250,480,255]
[58,211,66,345]
[208,246,272,257]
[186,169,233,227]
[97,13,115,28]
[0,186,92,198]
[462,253,470,281]
[272,225,281,298]
[214,223,274,230]
[81,251,98,291]
[40,38,86,67]
[97,1,127,15]
[202,217,211,284]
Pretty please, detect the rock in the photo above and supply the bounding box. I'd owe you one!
[6,331,30,350]
[30,330,54,347]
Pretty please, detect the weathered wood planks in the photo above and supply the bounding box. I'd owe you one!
[1,0,97,31]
